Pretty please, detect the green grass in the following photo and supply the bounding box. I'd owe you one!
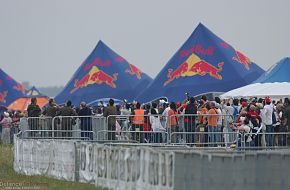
[0,143,106,190]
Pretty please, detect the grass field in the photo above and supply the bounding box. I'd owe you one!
[0,143,106,190]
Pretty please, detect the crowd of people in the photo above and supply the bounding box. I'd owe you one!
[1,95,290,148]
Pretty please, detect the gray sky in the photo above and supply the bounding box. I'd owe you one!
[0,0,290,87]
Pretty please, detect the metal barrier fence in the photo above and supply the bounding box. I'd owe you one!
[20,116,107,140]
[13,114,290,149]
[97,130,169,144]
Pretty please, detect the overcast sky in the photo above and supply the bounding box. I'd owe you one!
[0,0,289,87]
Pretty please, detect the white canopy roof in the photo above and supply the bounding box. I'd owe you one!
[220,82,290,99]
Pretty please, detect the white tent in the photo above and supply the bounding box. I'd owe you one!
[220,82,290,99]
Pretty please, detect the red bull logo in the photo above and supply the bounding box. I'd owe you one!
[0,91,8,103]
[126,63,142,80]
[180,44,214,59]
[71,66,118,93]
[164,53,223,86]
[13,83,25,94]
[232,50,252,70]
[84,58,111,71]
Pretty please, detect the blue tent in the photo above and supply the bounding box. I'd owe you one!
[25,86,48,98]
[221,57,290,98]
[253,57,290,83]
[8,86,49,111]
[54,40,152,106]
[0,69,26,107]
[137,23,264,102]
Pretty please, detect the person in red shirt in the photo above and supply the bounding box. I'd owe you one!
[247,104,259,118]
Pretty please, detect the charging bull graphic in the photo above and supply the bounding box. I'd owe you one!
[164,53,223,86]
[71,66,118,93]
[0,91,8,103]
[13,83,25,94]
[126,63,142,80]
[233,50,252,70]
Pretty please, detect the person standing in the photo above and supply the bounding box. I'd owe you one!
[103,99,117,141]
[19,111,29,138]
[43,98,59,117]
[27,97,41,137]
[120,103,131,131]
[215,103,223,146]
[59,100,77,138]
[150,108,165,143]
[207,101,218,147]
[131,102,145,143]
[184,97,197,145]
[261,97,274,147]
[27,97,41,117]
[43,98,59,137]
[168,102,179,143]
[78,102,93,140]
[0,112,12,144]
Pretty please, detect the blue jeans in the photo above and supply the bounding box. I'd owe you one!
[208,125,217,146]
[266,125,274,147]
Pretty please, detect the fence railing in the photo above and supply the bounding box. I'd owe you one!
[10,114,290,149]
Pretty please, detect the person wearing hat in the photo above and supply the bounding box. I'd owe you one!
[261,96,274,147]
[240,101,248,113]
[0,112,12,144]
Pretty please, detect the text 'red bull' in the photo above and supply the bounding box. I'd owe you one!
[13,83,25,94]
[126,63,142,80]
[179,44,214,59]
[232,50,252,70]
[0,91,8,103]
[164,53,223,86]
[71,66,118,93]
[84,58,111,71]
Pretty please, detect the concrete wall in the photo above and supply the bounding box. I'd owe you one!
[13,136,290,190]
[174,151,290,190]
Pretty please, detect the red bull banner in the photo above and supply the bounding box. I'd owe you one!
[0,91,8,103]
[136,23,264,102]
[126,63,143,80]
[232,50,252,70]
[55,40,152,105]
[164,53,223,86]
[71,66,118,93]
[0,69,26,106]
